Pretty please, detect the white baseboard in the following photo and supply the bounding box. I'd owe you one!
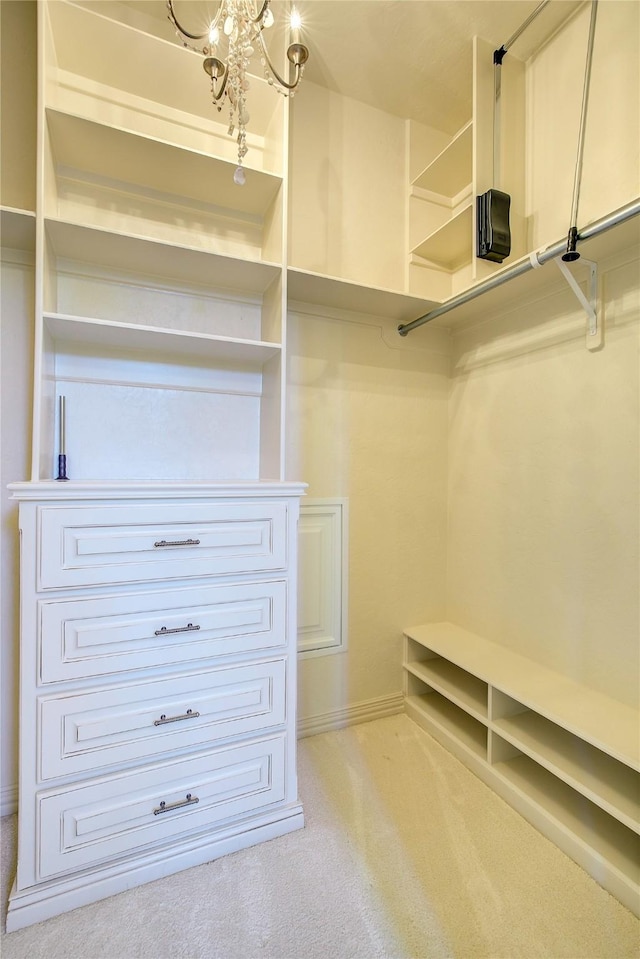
[297,693,404,739]
[1,783,18,818]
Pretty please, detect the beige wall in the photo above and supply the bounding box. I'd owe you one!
[1,0,36,813]
[444,0,639,708]
[0,0,37,211]
[526,0,639,250]
[287,309,449,722]
[1,256,34,812]
[289,81,407,292]
[446,252,639,707]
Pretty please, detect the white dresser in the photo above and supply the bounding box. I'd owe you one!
[7,481,305,931]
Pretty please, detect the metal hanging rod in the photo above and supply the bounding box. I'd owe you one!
[493,1,550,187]
[493,0,549,63]
[494,0,551,64]
[397,199,640,336]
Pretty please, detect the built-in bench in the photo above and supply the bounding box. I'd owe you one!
[403,621,639,916]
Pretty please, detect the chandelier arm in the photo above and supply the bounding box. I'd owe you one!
[256,31,304,91]
[210,70,229,102]
[167,0,211,42]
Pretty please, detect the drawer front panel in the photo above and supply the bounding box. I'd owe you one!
[38,501,289,588]
[39,659,286,780]
[38,736,286,879]
[39,580,287,683]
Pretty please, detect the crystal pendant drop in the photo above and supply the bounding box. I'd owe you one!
[233,165,246,186]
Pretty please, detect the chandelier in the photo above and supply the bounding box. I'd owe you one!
[167,1,309,184]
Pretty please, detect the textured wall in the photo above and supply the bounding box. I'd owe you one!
[526,0,639,250]
[446,253,639,706]
[289,82,407,293]
[287,309,450,723]
[1,255,34,813]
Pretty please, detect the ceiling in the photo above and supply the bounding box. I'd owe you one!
[122,0,583,134]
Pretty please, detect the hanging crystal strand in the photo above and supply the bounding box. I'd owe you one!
[167,0,308,185]
[232,9,253,184]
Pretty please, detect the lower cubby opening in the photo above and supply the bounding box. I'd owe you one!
[405,638,488,720]
[405,672,488,759]
[492,709,640,830]
[492,740,640,888]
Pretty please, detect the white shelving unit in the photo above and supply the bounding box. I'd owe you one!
[34,0,290,484]
[403,622,640,916]
[6,1,305,931]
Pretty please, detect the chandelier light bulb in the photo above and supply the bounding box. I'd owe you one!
[167,0,309,182]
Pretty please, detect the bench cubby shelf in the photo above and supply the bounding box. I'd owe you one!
[403,622,640,916]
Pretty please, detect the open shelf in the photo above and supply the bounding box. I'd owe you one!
[44,219,281,297]
[44,0,283,172]
[46,110,282,220]
[494,752,640,888]
[405,641,487,721]
[43,314,282,370]
[1,207,36,253]
[406,689,488,760]
[493,711,639,832]
[287,266,439,322]
[411,203,473,270]
[412,121,472,197]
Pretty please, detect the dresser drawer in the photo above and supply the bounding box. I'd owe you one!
[37,501,289,589]
[39,659,286,780]
[37,736,286,879]
[39,579,287,683]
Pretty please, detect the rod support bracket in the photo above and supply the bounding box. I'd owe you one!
[554,256,602,349]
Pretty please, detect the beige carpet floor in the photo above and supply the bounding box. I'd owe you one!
[1,713,639,959]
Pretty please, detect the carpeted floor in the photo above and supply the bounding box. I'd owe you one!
[1,714,639,958]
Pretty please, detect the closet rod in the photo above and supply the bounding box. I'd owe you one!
[397,198,640,336]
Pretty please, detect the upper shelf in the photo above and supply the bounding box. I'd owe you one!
[45,1,280,139]
[412,121,473,198]
[45,219,281,296]
[411,203,473,270]
[1,207,36,253]
[287,267,439,323]
[46,110,282,219]
[44,313,282,371]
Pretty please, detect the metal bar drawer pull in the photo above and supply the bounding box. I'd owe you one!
[153,793,199,816]
[154,623,201,636]
[154,708,200,727]
[154,538,200,548]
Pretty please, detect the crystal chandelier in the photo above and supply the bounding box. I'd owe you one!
[167,1,309,184]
